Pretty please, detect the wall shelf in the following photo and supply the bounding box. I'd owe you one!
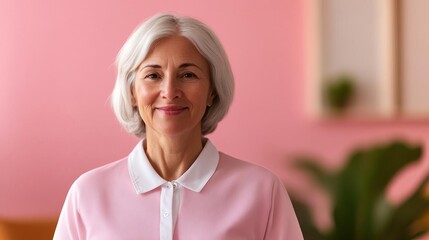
[306,0,429,119]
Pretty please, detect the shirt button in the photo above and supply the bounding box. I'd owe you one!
[163,212,169,217]
[172,182,178,189]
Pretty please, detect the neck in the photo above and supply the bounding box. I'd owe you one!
[144,130,204,181]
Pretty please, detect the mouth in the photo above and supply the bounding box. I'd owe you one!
[156,106,187,115]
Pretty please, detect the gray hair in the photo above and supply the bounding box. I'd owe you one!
[111,13,234,137]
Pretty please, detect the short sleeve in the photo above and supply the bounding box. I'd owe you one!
[264,177,303,240]
[53,182,86,240]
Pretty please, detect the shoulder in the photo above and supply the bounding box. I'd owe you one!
[218,152,277,177]
[72,157,129,192]
[215,152,281,188]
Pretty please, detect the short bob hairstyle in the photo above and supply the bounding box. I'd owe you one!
[111,13,234,137]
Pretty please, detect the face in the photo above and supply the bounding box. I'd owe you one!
[132,36,214,137]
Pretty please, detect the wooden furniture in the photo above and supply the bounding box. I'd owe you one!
[0,218,57,240]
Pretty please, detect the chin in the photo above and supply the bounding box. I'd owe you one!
[152,125,201,138]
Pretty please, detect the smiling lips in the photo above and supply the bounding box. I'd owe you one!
[156,106,187,115]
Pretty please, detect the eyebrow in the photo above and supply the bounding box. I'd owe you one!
[179,63,203,70]
[140,64,161,70]
[140,63,203,71]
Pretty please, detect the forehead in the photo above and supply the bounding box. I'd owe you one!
[144,36,207,63]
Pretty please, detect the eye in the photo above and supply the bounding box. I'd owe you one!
[144,73,161,79]
[181,72,197,79]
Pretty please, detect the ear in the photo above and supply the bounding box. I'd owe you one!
[131,87,137,107]
[207,90,216,107]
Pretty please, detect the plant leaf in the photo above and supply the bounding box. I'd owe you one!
[330,141,423,240]
[379,176,429,240]
[294,156,336,195]
[289,195,325,240]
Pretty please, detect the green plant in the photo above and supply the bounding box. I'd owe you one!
[324,75,355,113]
[291,140,429,240]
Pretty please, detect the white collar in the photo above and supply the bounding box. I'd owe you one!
[128,139,219,194]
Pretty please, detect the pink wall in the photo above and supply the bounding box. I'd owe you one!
[1,0,428,227]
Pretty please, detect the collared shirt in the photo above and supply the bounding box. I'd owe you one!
[54,139,303,240]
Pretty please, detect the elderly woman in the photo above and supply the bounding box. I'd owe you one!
[54,13,303,240]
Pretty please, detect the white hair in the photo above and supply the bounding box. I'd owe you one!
[111,13,234,137]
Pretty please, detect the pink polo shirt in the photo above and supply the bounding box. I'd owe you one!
[54,139,303,239]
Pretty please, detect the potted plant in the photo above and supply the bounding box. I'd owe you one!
[290,140,429,240]
[324,74,355,115]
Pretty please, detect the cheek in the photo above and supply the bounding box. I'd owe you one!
[192,91,211,111]
[134,85,157,106]
[191,83,211,101]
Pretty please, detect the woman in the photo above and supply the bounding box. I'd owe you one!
[54,13,303,240]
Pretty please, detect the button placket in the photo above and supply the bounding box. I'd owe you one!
[160,182,174,240]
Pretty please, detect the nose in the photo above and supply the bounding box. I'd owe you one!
[160,75,182,101]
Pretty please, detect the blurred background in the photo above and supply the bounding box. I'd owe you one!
[0,0,428,239]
